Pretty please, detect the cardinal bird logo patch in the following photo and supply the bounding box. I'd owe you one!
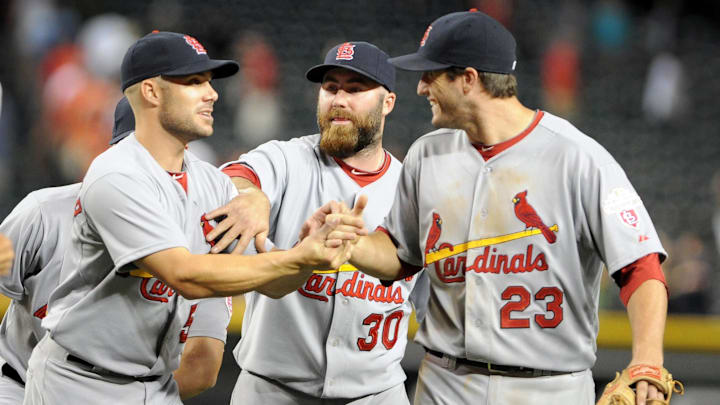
[336,43,355,60]
[512,190,557,244]
[425,212,443,254]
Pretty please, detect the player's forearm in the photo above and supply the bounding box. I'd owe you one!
[255,270,314,298]
[174,337,224,399]
[626,279,667,365]
[183,249,314,298]
[349,231,403,280]
[139,247,312,299]
[237,245,311,298]
[231,176,258,192]
[0,234,14,276]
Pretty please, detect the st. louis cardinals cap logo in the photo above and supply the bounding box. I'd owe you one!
[184,35,207,55]
[336,43,355,60]
[420,26,432,47]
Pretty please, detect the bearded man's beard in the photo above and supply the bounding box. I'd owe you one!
[317,97,383,159]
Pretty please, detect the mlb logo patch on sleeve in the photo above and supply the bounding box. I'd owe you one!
[601,188,644,230]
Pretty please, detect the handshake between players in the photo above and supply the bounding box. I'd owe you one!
[297,195,369,265]
[293,195,370,271]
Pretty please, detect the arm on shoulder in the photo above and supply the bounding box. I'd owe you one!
[205,175,271,254]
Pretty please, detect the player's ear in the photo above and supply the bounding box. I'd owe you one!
[462,67,478,95]
[382,91,396,116]
[140,78,162,107]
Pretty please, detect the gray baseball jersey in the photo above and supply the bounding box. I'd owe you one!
[384,111,665,372]
[0,181,231,405]
[0,184,80,383]
[42,133,237,378]
[186,297,232,343]
[222,134,428,398]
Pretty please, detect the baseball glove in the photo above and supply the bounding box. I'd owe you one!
[596,364,684,405]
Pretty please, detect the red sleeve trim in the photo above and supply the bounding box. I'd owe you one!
[376,226,423,286]
[613,253,668,306]
[376,226,392,239]
[221,163,261,189]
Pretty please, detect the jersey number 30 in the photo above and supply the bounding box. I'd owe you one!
[500,286,563,328]
[357,310,404,351]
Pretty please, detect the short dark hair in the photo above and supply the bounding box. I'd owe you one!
[444,67,517,99]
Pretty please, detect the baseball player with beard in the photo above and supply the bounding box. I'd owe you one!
[338,10,678,405]
[216,41,428,405]
[0,97,231,404]
[23,32,363,405]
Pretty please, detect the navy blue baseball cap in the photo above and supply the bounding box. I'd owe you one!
[306,41,396,92]
[121,31,239,91]
[110,97,134,145]
[389,10,517,74]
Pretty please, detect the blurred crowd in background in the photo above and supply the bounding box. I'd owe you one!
[0,0,718,315]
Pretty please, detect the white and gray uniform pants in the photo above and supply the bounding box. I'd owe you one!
[414,351,595,405]
[0,360,24,405]
[23,335,181,405]
[231,369,410,405]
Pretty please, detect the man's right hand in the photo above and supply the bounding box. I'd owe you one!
[206,178,270,254]
[323,195,368,248]
[294,198,368,270]
[299,200,351,242]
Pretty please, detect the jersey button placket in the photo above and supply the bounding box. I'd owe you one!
[479,167,491,218]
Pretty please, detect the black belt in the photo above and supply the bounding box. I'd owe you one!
[424,348,574,378]
[1,363,24,386]
[67,355,160,382]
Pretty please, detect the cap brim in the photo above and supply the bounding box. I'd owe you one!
[305,64,386,89]
[163,59,239,80]
[388,53,452,71]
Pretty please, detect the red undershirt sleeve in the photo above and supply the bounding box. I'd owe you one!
[611,253,668,306]
[221,163,261,189]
